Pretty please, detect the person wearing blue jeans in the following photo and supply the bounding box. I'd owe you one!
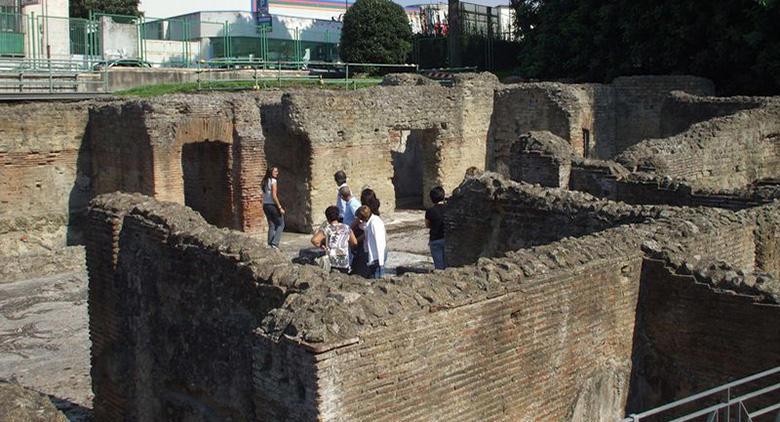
[425,186,447,270]
[261,166,285,249]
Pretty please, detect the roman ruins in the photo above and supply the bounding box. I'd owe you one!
[1,73,779,420]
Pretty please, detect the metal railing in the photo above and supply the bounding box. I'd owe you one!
[0,57,107,93]
[194,59,418,91]
[621,366,780,422]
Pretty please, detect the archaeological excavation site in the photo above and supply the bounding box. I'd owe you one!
[1,73,779,421]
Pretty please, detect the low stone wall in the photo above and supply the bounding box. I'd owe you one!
[659,91,768,137]
[616,104,780,190]
[85,183,780,421]
[630,258,779,415]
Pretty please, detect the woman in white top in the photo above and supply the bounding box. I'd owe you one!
[356,205,387,279]
[262,166,285,249]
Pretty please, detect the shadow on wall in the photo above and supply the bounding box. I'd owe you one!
[66,122,94,247]
[182,141,233,228]
[391,128,440,209]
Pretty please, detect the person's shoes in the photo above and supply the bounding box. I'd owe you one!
[270,245,279,250]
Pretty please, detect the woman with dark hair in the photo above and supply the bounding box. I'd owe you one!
[311,205,358,274]
[262,166,285,249]
[360,188,381,216]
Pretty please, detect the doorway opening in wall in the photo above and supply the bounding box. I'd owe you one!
[182,141,233,228]
[582,128,591,158]
[391,128,439,210]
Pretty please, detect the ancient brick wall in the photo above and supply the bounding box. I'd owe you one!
[489,83,595,175]
[611,76,714,154]
[507,131,573,187]
[85,193,297,421]
[444,173,662,266]
[89,93,272,234]
[616,105,780,190]
[630,258,780,414]
[659,91,766,137]
[0,100,93,281]
[284,74,496,226]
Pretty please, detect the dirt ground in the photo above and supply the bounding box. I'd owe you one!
[0,210,432,420]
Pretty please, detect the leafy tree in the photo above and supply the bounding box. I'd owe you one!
[340,0,412,64]
[512,0,780,94]
[70,0,141,19]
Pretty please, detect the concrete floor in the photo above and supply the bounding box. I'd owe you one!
[0,209,434,420]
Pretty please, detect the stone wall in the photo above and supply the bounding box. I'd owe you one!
[611,76,714,154]
[85,193,296,421]
[0,100,94,281]
[630,258,779,415]
[89,93,272,234]
[284,73,496,226]
[616,104,780,190]
[659,91,767,137]
[444,172,663,266]
[507,131,573,187]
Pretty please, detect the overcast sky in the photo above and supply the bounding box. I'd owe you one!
[139,0,510,18]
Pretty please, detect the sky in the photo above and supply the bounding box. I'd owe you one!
[139,0,510,18]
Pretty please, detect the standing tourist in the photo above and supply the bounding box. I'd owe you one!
[339,186,361,227]
[360,188,381,216]
[311,206,358,274]
[425,186,447,270]
[262,166,285,249]
[356,205,387,279]
[334,170,348,220]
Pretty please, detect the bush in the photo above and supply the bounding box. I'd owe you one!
[340,0,413,64]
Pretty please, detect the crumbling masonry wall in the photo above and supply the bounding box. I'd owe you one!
[86,179,780,421]
[89,93,271,233]
[283,73,497,226]
[0,100,94,281]
[617,103,780,190]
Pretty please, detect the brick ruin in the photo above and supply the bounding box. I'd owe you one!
[1,73,779,420]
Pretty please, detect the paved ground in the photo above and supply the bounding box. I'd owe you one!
[0,210,432,421]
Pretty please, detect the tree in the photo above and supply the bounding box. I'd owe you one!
[512,0,780,94]
[339,0,412,64]
[70,0,141,19]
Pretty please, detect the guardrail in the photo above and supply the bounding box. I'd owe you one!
[0,58,107,93]
[621,366,780,422]
[194,60,419,91]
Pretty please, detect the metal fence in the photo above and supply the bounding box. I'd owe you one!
[621,366,780,422]
[0,11,344,68]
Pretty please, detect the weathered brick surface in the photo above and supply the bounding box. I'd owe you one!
[0,100,94,280]
[629,258,779,415]
[85,176,780,422]
[506,131,573,187]
[616,103,780,190]
[659,91,770,137]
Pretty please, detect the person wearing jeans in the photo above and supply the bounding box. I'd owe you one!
[262,166,285,249]
[425,186,447,270]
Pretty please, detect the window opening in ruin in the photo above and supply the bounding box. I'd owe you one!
[182,141,232,228]
[391,129,439,209]
[582,128,591,158]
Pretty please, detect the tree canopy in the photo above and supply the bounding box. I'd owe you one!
[512,0,780,94]
[339,0,413,64]
[70,0,141,19]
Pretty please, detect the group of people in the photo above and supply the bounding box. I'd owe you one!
[261,167,447,279]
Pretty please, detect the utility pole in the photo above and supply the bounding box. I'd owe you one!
[447,0,461,67]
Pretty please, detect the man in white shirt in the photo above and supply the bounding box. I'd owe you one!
[334,170,348,220]
[356,205,386,279]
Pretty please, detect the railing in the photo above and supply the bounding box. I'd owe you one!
[0,57,107,93]
[621,366,780,422]
[194,59,418,91]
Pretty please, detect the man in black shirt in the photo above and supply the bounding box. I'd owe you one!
[425,186,447,270]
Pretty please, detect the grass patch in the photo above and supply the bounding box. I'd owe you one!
[116,78,383,97]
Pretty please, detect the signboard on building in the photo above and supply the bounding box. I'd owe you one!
[253,0,272,26]
[20,0,41,6]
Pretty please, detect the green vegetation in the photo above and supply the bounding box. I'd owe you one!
[340,0,413,64]
[70,0,141,19]
[115,79,382,98]
[512,0,780,94]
